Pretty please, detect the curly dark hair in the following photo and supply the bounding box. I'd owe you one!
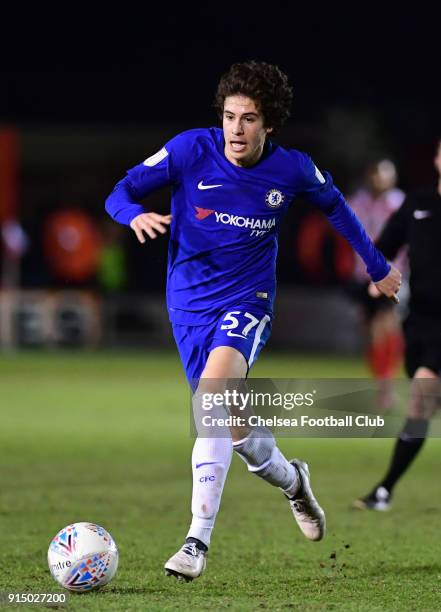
[214,61,293,133]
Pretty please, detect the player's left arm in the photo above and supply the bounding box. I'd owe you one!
[367,198,410,300]
[299,154,401,301]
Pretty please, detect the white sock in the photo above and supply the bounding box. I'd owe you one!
[186,436,232,548]
[233,428,299,498]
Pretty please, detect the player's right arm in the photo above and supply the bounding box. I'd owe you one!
[105,178,172,242]
[129,212,172,243]
[105,136,185,242]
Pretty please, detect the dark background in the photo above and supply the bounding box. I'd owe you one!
[3,6,440,139]
[2,4,441,296]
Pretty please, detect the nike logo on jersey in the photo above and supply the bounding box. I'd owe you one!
[195,461,218,469]
[198,181,223,190]
[413,210,431,219]
[226,330,247,339]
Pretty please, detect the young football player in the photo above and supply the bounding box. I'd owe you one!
[106,61,401,580]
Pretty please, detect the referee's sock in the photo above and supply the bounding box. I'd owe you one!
[379,418,429,493]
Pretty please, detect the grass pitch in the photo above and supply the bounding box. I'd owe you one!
[0,351,440,610]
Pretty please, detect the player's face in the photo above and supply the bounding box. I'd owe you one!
[223,95,273,167]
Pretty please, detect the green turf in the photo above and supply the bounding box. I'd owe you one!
[0,351,439,611]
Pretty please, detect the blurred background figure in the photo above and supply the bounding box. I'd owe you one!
[0,128,26,289]
[42,207,102,286]
[347,160,407,408]
[354,138,441,511]
[1,217,28,286]
[97,220,128,294]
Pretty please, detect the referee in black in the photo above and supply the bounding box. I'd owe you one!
[354,139,441,510]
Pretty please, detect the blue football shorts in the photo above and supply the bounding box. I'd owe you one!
[172,307,272,389]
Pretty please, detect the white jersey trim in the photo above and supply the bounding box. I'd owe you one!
[143,147,168,167]
[314,165,325,184]
[248,315,271,367]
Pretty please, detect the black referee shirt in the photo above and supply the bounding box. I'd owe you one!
[376,186,441,316]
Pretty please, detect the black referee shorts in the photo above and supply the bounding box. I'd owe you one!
[345,281,393,320]
[403,313,441,378]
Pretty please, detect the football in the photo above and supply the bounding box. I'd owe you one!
[48,522,118,591]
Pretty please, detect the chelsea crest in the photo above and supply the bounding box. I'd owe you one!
[265,189,285,208]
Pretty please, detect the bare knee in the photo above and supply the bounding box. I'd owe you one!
[408,367,440,419]
[196,347,250,440]
[370,309,400,341]
[201,346,248,380]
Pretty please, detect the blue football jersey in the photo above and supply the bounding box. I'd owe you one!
[106,128,389,325]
